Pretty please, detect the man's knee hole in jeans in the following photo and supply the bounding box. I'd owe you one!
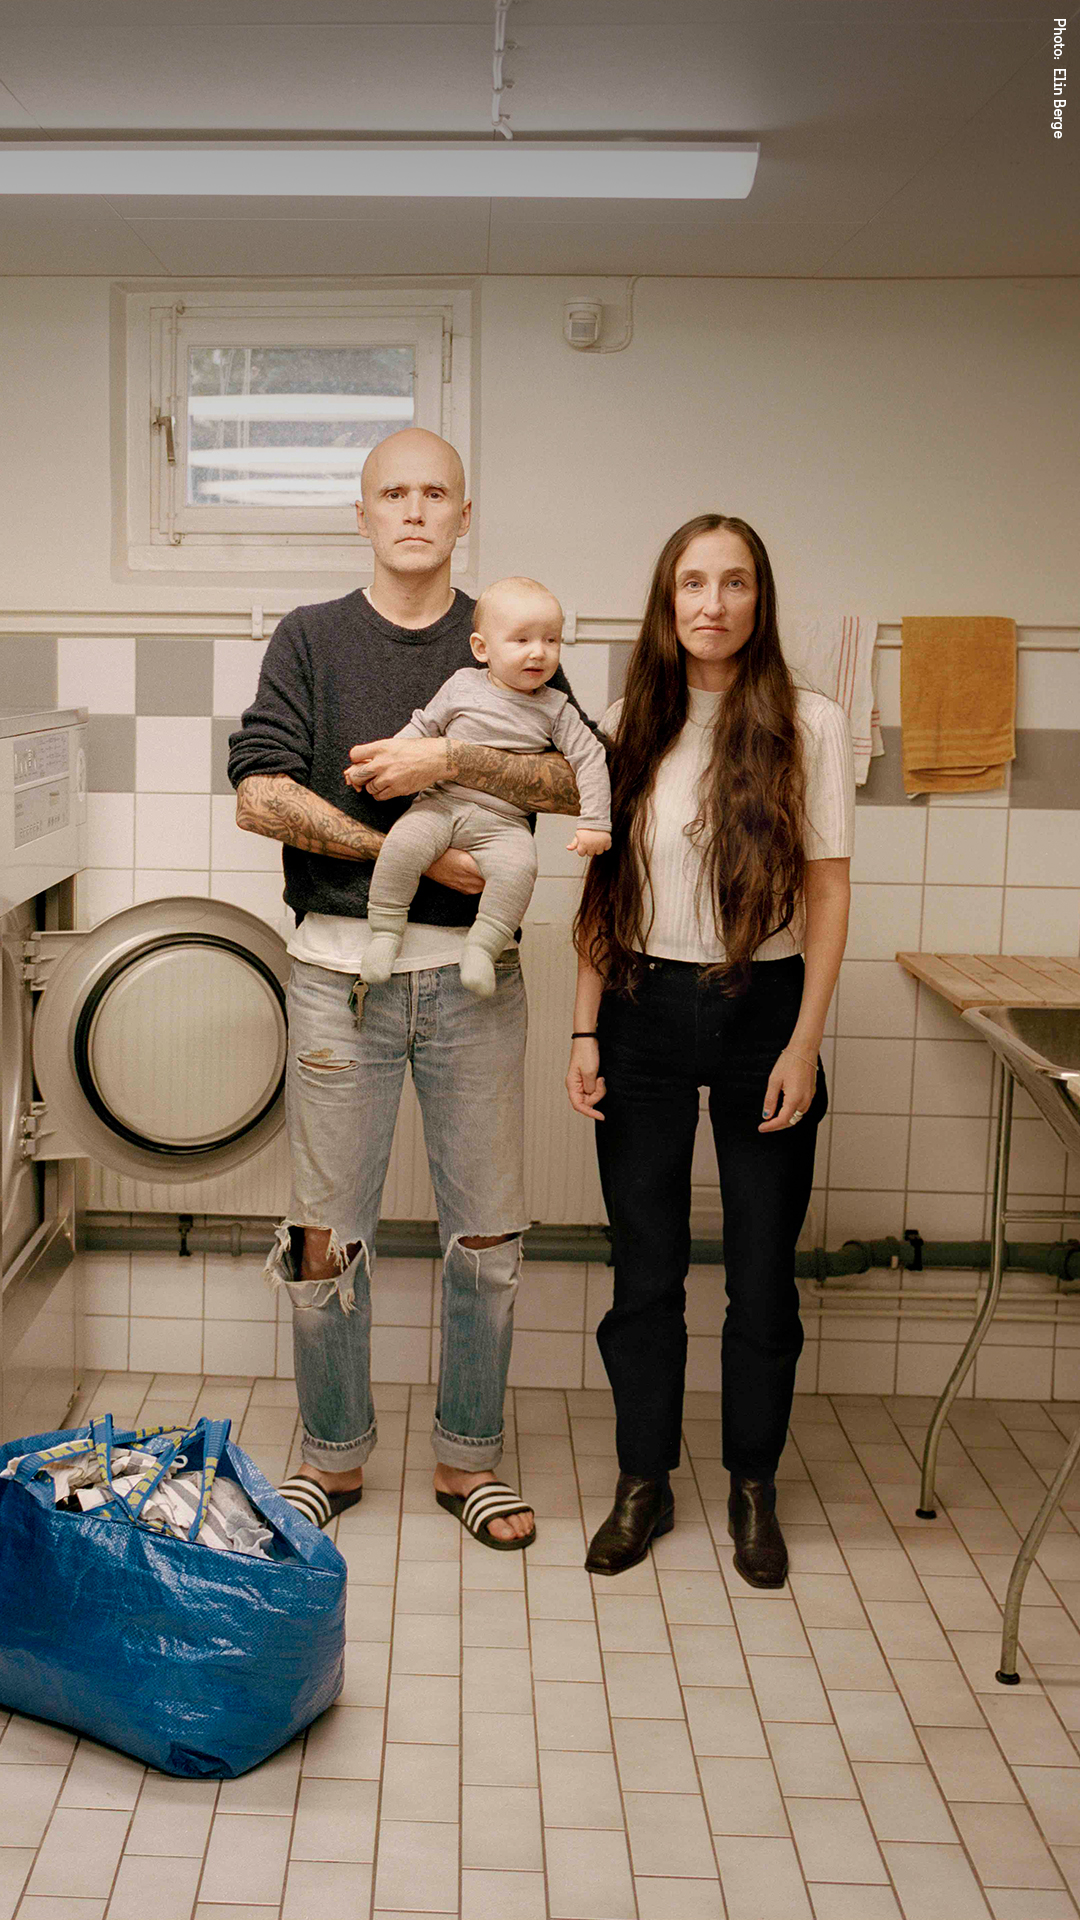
[295,1226,361,1286]
[448,1231,525,1295]
[294,1225,514,1286]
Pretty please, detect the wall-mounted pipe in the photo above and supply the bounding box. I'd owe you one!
[796,1234,1080,1287]
[80,1217,1080,1286]
[80,1218,609,1262]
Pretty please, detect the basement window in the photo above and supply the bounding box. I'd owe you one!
[120,287,472,576]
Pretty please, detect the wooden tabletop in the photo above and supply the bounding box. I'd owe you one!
[897,952,1080,1011]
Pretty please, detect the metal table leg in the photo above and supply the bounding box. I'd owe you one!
[917,1066,1014,1518]
[997,1417,1080,1682]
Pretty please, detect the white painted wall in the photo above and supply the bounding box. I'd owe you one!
[0,275,1076,619]
[474,276,1080,620]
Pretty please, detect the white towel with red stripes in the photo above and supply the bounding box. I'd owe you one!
[782,613,882,786]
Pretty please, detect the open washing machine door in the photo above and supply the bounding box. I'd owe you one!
[1,903,40,1271]
[27,896,289,1183]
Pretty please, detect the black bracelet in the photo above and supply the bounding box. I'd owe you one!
[571,1031,597,1039]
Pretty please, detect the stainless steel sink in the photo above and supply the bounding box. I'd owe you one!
[963,1005,1080,1157]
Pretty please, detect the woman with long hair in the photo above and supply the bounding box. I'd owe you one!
[566,514,853,1585]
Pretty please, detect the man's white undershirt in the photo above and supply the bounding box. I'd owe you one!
[287,912,473,976]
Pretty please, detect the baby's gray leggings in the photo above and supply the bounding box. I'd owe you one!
[368,792,538,956]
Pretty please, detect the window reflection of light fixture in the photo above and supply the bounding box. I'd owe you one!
[0,142,759,200]
[186,395,413,422]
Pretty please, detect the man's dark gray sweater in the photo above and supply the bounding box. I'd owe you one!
[227,586,589,928]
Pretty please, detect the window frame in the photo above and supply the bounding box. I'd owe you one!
[120,285,472,576]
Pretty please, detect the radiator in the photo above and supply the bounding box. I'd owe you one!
[84,923,608,1226]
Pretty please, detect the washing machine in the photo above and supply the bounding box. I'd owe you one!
[1,709,289,1440]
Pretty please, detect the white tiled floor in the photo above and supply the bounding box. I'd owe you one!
[3,1375,1080,1919]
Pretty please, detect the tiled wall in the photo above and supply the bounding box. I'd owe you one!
[58,632,289,939]
[72,1245,1080,1405]
[74,1249,626,1394]
[5,628,1080,1397]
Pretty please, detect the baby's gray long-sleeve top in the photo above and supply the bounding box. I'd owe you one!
[398,666,611,833]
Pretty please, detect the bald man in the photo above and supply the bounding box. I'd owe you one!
[229,429,591,1549]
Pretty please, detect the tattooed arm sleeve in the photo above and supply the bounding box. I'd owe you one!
[235,773,385,862]
[444,742,581,816]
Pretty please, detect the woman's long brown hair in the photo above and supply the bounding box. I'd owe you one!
[575,513,805,994]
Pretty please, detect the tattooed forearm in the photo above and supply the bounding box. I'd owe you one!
[445,743,581,815]
[235,774,384,862]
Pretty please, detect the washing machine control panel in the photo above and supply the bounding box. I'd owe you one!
[0,711,88,914]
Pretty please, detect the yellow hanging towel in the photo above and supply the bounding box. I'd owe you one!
[900,616,1016,797]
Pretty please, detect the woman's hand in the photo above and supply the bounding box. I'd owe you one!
[759,1045,818,1134]
[566,1037,606,1121]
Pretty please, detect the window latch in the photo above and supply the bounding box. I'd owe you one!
[152,409,176,465]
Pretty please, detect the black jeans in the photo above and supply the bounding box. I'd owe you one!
[594,954,827,1482]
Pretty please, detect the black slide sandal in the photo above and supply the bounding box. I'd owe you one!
[277,1475,363,1530]
[436,1479,536,1551]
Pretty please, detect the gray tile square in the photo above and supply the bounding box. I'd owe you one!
[1,635,57,712]
[87,714,136,792]
[136,638,214,716]
[213,715,241,795]
[1009,729,1080,809]
[857,727,926,808]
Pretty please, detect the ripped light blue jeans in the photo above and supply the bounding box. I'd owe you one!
[270,955,528,1473]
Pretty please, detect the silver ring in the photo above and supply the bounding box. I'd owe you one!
[789,1109,805,1126]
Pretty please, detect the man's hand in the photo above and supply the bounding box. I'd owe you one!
[425,849,484,895]
[345,736,449,800]
[567,829,612,858]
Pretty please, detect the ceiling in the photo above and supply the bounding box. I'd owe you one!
[0,0,1075,277]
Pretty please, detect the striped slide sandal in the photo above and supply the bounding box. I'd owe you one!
[435,1479,536,1552]
[276,1475,363,1531]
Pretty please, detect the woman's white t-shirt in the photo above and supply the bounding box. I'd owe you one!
[603,684,854,964]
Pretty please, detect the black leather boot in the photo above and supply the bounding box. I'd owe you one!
[585,1472,675,1576]
[728,1476,788,1588]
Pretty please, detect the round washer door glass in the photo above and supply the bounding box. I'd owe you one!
[82,941,287,1151]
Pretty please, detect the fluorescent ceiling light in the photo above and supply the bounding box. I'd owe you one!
[0,141,758,200]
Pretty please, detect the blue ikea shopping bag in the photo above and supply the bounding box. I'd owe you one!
[0,1414,346,1778]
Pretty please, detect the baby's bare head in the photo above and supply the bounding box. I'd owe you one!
[471,577,564,693]
[474,576,562,639]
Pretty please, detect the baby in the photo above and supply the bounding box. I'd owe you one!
[361,576,612,998]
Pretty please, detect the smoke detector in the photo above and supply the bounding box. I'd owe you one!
[563,300,603,350]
